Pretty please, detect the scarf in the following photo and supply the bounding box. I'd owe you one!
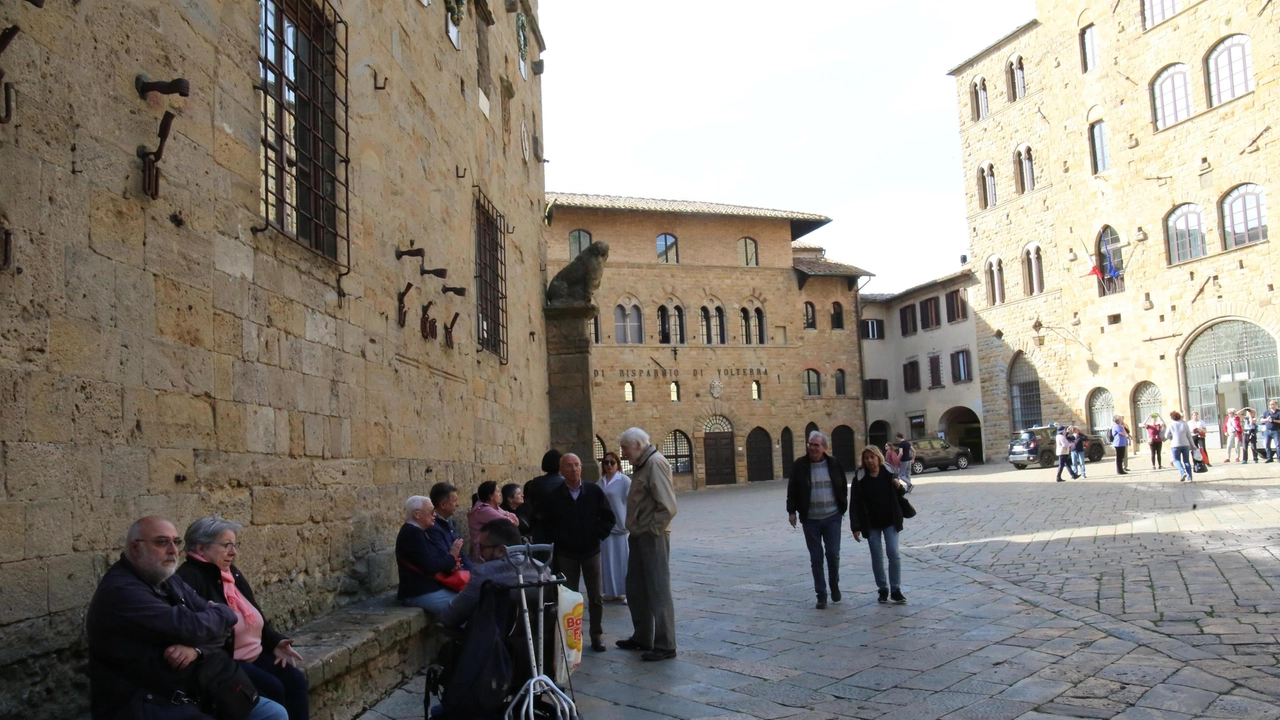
[188,552,260,629]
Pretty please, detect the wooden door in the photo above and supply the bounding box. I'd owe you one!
[704,432,736,485]
[746,428,773,482]
[780,428,795,479]
[832,425,856,470]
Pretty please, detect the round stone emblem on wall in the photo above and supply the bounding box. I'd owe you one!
[709,380,724,399]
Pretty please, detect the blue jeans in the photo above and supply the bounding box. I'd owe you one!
[401,588,458,615]
[1070,450,1086,477]
[247,698,289,720]
[1265,429,1279,460]
[896,461,913,488]
[801,513,842,599]
[1172,446,1191,479]
[866,526,901,592]
[242,651,309,720]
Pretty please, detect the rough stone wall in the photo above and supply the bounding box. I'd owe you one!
[0,0,548,716]
[548,208,864,487]
[949,0,1280,461]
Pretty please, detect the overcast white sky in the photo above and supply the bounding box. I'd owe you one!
[540,0,1037,293]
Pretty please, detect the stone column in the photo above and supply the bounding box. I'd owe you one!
[545,303,600,482]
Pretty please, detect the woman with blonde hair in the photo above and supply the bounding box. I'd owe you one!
[849,445,910,604]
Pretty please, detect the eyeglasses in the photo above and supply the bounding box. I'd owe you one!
[216,542,238,551]
[138,536,183,549]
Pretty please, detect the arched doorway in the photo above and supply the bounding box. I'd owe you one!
[1088,388,1114,438]
[831,425,856,469]
[804,422,819,442]
[868,420,891,453]
[703,415,736,485]
[780,427,795,479]
[1184,320,1280,448]
[938,407,983,463]
[1008,353,1042,429]
[746,428,773,482]
[1131,382,1162,447]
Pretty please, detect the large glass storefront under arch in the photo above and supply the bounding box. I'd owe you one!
[1184,320,1279,447]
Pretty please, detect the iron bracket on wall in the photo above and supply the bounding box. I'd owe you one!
[444,313,460,349]
[136,75,190,98]
[137,111,176,200]
[396,282,414,327]
[421,302,438,340]
[1,221,12,272]
[0,26,20,125]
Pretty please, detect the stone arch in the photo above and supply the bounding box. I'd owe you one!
[692,400,745,434]
[938,406,983,463]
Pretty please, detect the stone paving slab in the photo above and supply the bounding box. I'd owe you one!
[357,464,1280,719]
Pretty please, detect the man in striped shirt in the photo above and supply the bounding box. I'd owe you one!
[786,431,850,609]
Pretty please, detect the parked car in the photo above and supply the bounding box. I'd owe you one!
[1006,425,1110,469]
[907,438,975,474]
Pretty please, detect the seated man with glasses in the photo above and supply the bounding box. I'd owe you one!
[86,516,288,720]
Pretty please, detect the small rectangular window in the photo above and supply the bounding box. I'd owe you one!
[903,360,921,393]
[928,355,944,388]
[920,297,941,330]
[859,319,885,340]
[945,289,969,323]
[864,379,889,401]
[1107,313,1122,325]
[1080,24,1098,72]
[950,349,973,383]
[1089,121,1110,174]
[899,306,917,337]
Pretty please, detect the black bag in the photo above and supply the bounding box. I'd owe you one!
[436,581,516,720]
[899,495,917,519]
[1193,460,1207,473]
[193,649,259,720]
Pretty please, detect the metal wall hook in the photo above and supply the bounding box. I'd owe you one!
[395,246,425,260]
[420,302,438,340]
[420,266,447,279]
[373,69,387,91]
[136,111,176,200]
[442,285,467,297]
[135,75,191,99]
[396,282,414,327]
[456,166,467,179]
[0,76,13,126]
[503,220,516,234]
[1,222,12,272]
[444,313,460,349]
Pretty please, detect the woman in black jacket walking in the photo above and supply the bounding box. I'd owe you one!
[850,446,909,604]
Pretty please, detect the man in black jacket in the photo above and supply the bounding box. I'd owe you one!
[86,516,288,720]
[545,453,616,652]
[523,449,565,543]
[785,431,849,609]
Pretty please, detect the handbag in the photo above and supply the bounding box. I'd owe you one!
[192,649,259,720]
[898,495,917,520]
[434,569,471,592]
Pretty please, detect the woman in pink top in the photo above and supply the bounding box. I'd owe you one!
[468,480,519,563]
[176,516,308,720]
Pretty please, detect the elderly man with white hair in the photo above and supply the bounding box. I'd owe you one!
[786,430,851,609]
[396,495,461,614]
[614,427,679,661]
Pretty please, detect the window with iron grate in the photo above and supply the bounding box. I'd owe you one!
[475,190,508,362]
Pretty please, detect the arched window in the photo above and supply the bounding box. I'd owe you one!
[971,76,989,120]
[590,315,601,344]
[1152,64,1192,130]
[804,422,820,440]
[613,305,627,344]
[1144,0,1181,29]
[623,381,635,402]
[738,237,759,267]
[835,369,847,396]
[985,257,1006,306]
[803,302,817,329]
[714,306,726,344]
[1080,24,1099,72]
[656,233,679,264]
[594,435,606,467]
[629,304,643,343]
[658,305,671,344]
[700,306,713,344]
[1166,203,1206,264]
[1208,35,1254,107]
[1089,120,1110,174]
[1088,387,1114,436]
[568,229,591,259]
[1222,183,1268,249]
[1008,56,1026,100]
[754,308,766,344]
[1096,226,1125,296]
[831,302,844,330]
[751,380,761,400]
[1008,354,1042,430]
[669,382,680,402]
[1015,146,1035,194]
[663,430,693,474]
[673,306,686,344]
[1022,244,1044,296]
[740,308,752,345]
[1133,382,1163,428]
[978,163,997,209]
[803,369,821,397]
[614,304,643,344]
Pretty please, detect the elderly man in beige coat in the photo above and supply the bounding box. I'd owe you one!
[614,427,679,661]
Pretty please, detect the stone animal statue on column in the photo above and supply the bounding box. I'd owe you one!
[546,241,609,307]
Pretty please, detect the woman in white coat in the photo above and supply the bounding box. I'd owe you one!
[597,451,631,601]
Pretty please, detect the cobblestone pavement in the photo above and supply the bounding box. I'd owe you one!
[359,459,1280,719]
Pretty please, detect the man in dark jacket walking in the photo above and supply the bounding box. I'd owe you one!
[545,453,616,652]
[523,449,565,543]
[786,431,849,609]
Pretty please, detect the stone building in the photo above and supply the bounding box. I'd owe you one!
[860,269,985,461]
[0,0,550,715]
[948,0,1280,462]
[546,193,869,489]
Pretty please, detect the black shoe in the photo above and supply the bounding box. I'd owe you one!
[815,597,827,609]
[591,638,607,652]
[878,589,889,603]
[641,649,677,661]
[1056,477,1065,482]
[615,638,652,651]
[890,590,907,604]
[831,588,842,603]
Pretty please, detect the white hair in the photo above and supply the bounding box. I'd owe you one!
[1112,414,1124,422]
[807,430,829,449]
[184,516,242,550]
[405,495,432,522]
[619,427,650,449]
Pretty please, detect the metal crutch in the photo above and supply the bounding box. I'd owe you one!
[502,543,580,720]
